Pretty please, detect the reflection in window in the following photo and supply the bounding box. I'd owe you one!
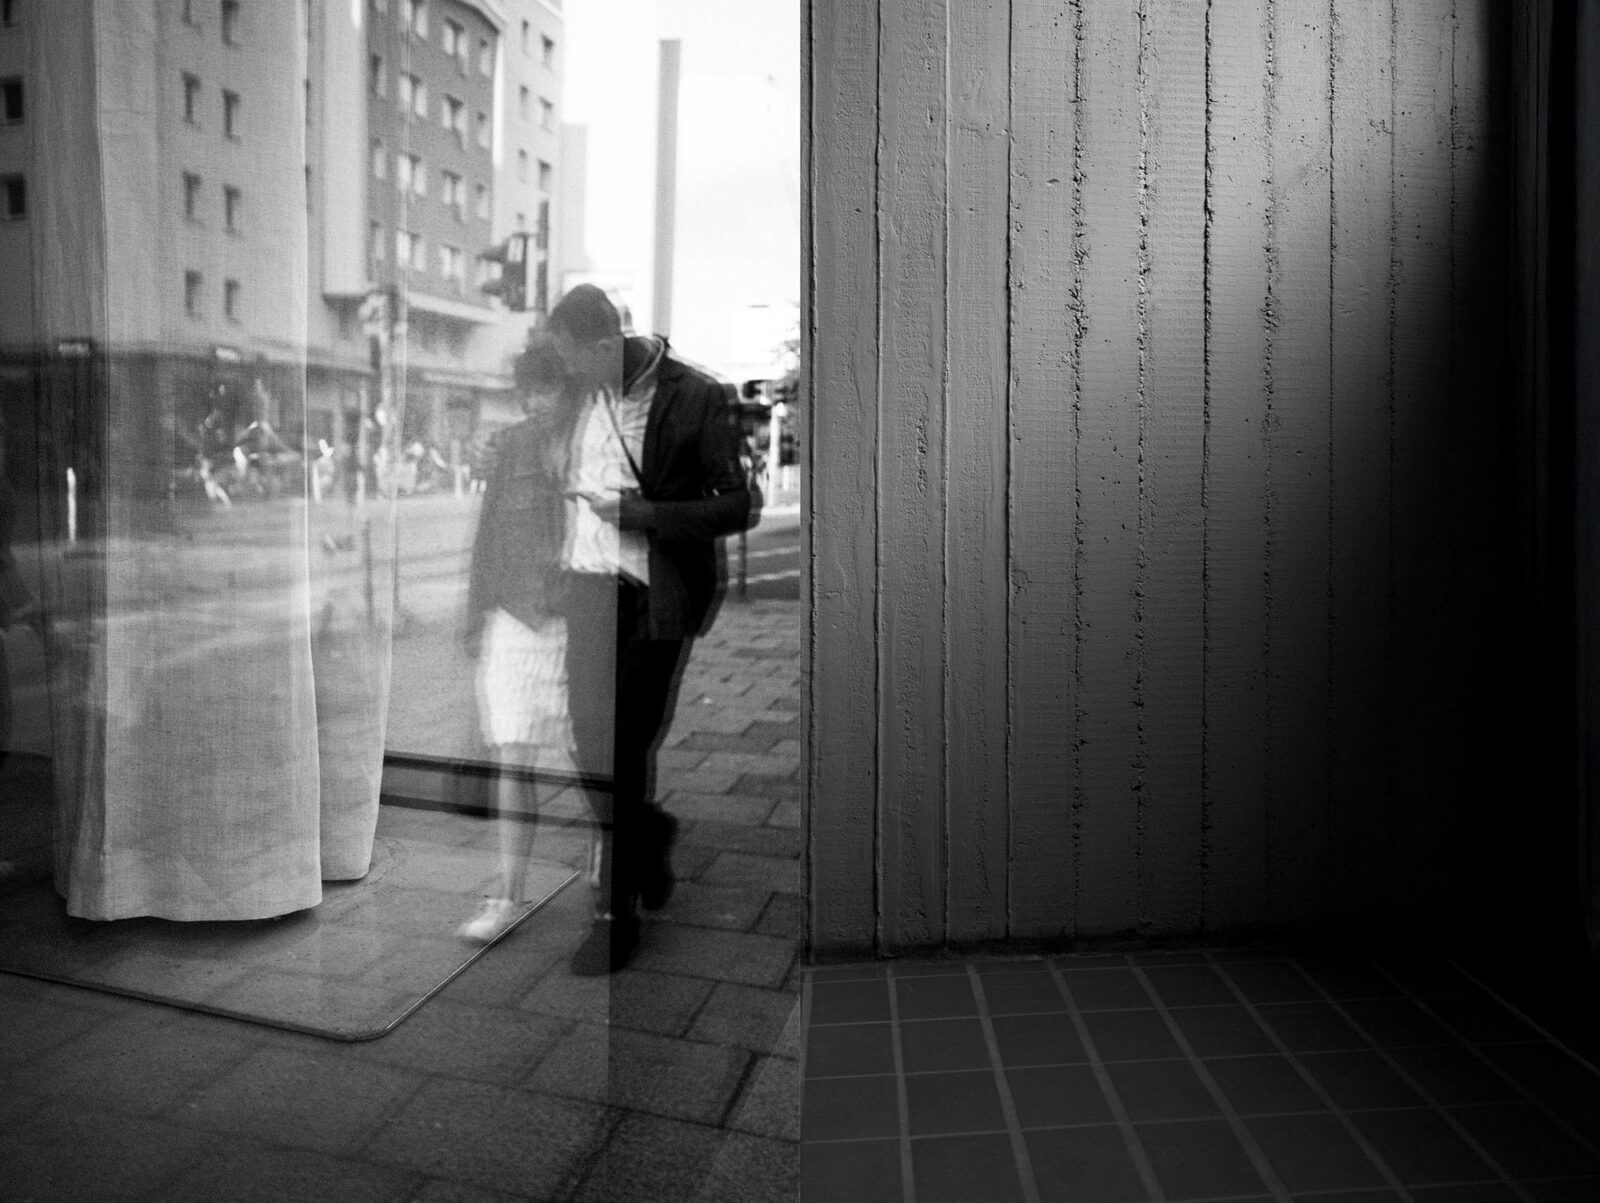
[0,172,24,221]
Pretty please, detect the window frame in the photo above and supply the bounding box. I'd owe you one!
[223,278,241,322]
[182,171,202,222]
[184,269,204,317]
[0,76,22,125]
[220,0,241,46]
[222,88,241,139]
[0,173,25,222]
[182,73,201,125]
[223,184,242,235]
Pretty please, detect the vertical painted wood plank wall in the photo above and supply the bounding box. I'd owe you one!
[807,0,1511,957]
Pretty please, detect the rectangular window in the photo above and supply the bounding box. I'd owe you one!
[541,35,555,69]
[518,86,530,121]
[369,54,384,97]
[443,18,465,65]
[183,171,201,221]
[441,170,463,218]
[370,138,386,179]
[474,182,489,220]
[516,149,528,183]
[184,270,203,317]
[1,0,15,29]
[220,0,240,44]
[397,73,413,113]
[224,185,241,233]
[223,89,240,138]
[396,230,425,271]
[224,278,241,321]
[412,157,427,196]
[438,244,462,284]
[182,0,198,26]
[370,0,387,13]
[520,19,530,54]
[443,95,464,143]
[478,36,492,75]
[538,96,554,130]
[1,173,26,221]
[396,153,413,193]
[182,73,201,124]
[476,110,490,149]
[1,77,22,124]
[369,221,385,264]
[536,198,549,251]
[537,159,552,192]
[407,0,426,38]
[412,77,427,118]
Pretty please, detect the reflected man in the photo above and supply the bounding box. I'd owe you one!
[548,285,758,975]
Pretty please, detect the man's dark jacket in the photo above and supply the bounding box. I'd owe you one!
[615,344,760,640]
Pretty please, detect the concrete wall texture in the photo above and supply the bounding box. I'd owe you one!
[806,0,1521,957]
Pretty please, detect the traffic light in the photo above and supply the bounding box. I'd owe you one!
[480,233,529,311]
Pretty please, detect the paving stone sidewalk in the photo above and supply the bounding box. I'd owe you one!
[0,594,805,1202]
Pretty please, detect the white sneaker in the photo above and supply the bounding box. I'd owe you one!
[458,897,518,943]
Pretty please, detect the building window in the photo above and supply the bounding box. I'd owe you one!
[224,185,242,233]
[478,36,492,75]
[441,170,463,219]
[370,0,387,13]
[536,198,549,250]
[537,159,552,192]
[397,230,424,272]
[474,182,489,220]
[518,85,530,120]
[538,96,554,130]
[184,270,203,317]
[541,35,555,69]
[223,89,240,138]
[182,171,202,221]
[516,149,528,183]
[220,0,240,45]
[398,153,425,197]
[398,73,426,119]
[369,221,385,264]
[182,73,201,124]
[0,77,21,124]
[370,138,386,179]
[181,0,199,26]
[1,174,25,221]
[514,210,525,230]
[443,95,465,144]
[407,0,426,38]
[438,244,462,285]
[476,110,490,149]
[369,54,385,97]
[0,0,15,29]
[520,19,530,54]
[443,18,465,66]
[224,278,241,321]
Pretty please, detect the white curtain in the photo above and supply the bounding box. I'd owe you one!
[24,2,390,920]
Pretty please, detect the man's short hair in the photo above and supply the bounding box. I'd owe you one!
[547,284,622,345]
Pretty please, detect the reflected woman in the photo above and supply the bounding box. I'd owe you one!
[458,335,585,941]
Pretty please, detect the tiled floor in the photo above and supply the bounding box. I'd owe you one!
[800,948,1600,1202]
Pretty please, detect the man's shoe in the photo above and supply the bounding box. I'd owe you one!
[638,809,679,911]
[569,913,641,976]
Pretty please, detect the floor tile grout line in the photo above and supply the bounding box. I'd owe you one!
[883,965,918,1203]
[1361,957,1600,1165]
[1284,955,1539,1203]
[1439,955,1600,1081]
[1120,961,1293,1203]
[1043,960,1169,1202]
[1199,952,1417,1202]
[966,963,1043,1203]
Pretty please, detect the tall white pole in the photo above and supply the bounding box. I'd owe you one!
[652,39,681,338]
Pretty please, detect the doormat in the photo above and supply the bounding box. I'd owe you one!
[0,806,577,1041]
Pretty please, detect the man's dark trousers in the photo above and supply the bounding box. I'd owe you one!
[563,572,689,918]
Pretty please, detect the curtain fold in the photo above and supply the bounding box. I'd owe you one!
[25,0,389,921]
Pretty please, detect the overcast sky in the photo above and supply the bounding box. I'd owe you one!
[560,0,799,380]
